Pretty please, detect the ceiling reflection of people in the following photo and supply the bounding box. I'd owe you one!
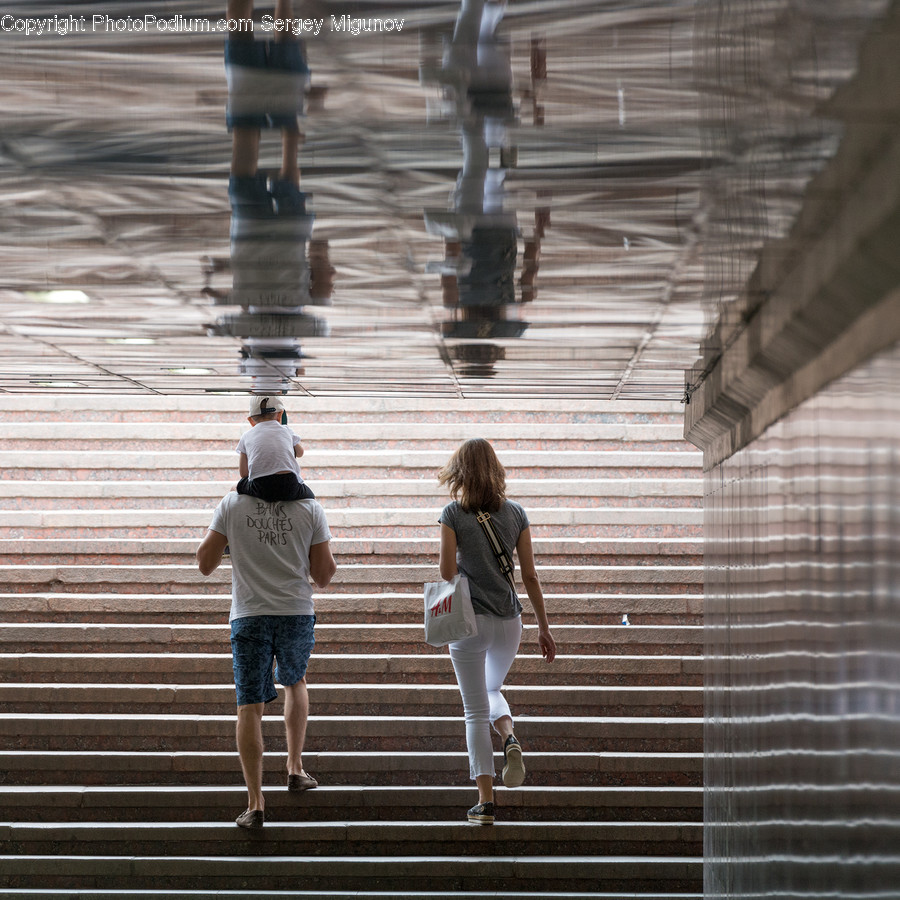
[423,0,547,379]
[205,0,334,394]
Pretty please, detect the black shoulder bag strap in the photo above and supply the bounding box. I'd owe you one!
[476,509,518,595]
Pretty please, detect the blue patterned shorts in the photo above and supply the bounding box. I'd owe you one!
[230,615,316,706]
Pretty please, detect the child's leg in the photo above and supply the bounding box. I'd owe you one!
[235,476,255,496]
[248,473,315,502]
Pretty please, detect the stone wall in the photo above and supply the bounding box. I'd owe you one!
[702,344,900,896]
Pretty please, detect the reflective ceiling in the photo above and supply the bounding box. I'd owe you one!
[0,0,889,398]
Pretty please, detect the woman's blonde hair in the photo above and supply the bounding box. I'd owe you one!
[438,438,506,512]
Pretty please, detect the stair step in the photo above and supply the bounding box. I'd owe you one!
[0,525,701,541]
[0,536,703,567]
[0,785,703,822]
[0,479,702,505]
[0,564,702,595]
[2,819,702,857]
[0,592,702,626]
[0,394,688,420]
[0,653,704,686]
[0,623,704,656]
[0,683,703,717]
[0,714,703,754]
[0,893,704,900]
[0,853,703,893]
[0,505,703,533]
[0,420,690,447]
[0,448,702,476]
[0,495,698,513]
[0,887,708,900]
[0,750,702,787]
[0,394,703,896]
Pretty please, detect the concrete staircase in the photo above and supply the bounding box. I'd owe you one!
[0,396,703,898]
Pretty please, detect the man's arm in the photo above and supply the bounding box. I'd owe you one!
[309,539,336,589]
[197,528,228,576]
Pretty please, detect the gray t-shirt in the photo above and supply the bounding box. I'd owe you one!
[208,492,331,621]
[439,499,528,618]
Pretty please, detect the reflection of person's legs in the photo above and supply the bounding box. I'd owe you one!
[231,127,260,178]
[227,0,252,21]
[226,0,263,185]
[273,0,292,28]
[279,130,302,189]
[271,0,305,192]
[452,0,484,51]
[309,240,335,301]
[226,0,307,192]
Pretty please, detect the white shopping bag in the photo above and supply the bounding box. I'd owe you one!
[423,574,478,647]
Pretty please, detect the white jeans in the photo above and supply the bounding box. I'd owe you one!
[449,613,523,779]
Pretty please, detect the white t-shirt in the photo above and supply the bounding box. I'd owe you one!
[208,492,332,621]
[236,420,302,480]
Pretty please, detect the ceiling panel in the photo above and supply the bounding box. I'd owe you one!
[0,0,887,398]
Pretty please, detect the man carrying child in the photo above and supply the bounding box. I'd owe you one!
[197,395,335,830]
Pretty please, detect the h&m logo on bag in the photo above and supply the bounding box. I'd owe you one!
[429,591,453,618]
